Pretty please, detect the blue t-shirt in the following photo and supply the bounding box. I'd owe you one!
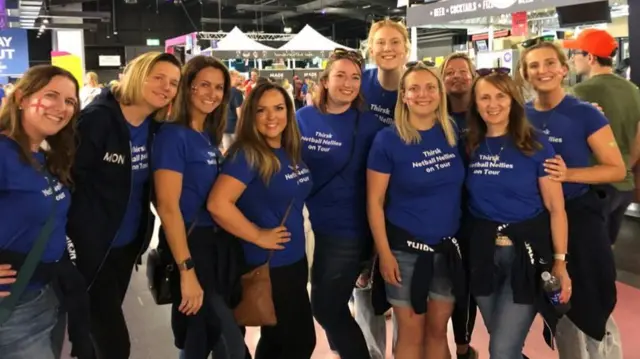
[361,68,397,127]
[0,136,70,283]
[226,88,243,134]
[222,147,313,268]
[112,119,150,247]
[526,95,608,199]
[466,134,555,223]
[450,111,467,135]
[152,124,222,226]
[368,125,465,244]
[297,106,385,238]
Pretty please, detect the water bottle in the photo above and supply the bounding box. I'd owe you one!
[541,271,571,314]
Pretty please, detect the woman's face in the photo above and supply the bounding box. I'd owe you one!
[524,47,567,93]
[443,58,473,96]
[255,89,287,145]
[474,78,512,128]
[141,61,180,110]
[402,70,441,118]
[324,59,361,108]
[370,26,407,71]
[21,75,78,139]
[190,67,225,116]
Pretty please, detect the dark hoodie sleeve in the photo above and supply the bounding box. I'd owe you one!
[72,106,111,184]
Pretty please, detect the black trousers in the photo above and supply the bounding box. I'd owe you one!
[88,240,140,359]
[451,225,477,346]
[254,258,316,359]
[597,184,634,245]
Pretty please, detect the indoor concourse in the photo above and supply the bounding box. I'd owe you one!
[60,212,640,359]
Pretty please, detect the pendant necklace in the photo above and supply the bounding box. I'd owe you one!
[485,138,504,163]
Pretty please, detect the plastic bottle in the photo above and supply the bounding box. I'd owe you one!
[541,271,571,314]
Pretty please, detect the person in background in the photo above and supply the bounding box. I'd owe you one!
[80,72,102,109]
[304,81,317,106]
[465,68,571,359]
[281,78,295,104]
[565,29,640,248]
[209,82,315,359]
[297,48,382,359]
[354,17,410,359]
[67,52,181,359]
[154,56,245,359]
[522,41,625,359]
[244,68,259,96]
[294,75,304,109]
[438,52,479,359]
[367,62,463,359]
[224,70,244,153]
[0,65,88,358]
[301,76,311,98]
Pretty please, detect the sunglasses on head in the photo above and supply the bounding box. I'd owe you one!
[331,48,365,68]
[520,35,555,49]
[406,60,436,68]
[476,67,510,77]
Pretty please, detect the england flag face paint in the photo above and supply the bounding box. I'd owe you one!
[21,75,78,138]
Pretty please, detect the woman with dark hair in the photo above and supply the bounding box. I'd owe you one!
[296,48,383,359]
[67,51,181,359]
[464,69,571,359]
[208,82,315,359]
[153,55,245,359]
[522,42,625,359]
[0,65,83,358]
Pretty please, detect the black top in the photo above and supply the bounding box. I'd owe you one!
[66,90,159,288]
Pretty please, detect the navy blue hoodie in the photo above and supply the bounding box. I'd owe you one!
[66,90,159,288]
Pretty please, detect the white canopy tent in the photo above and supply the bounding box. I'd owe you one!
[278,24,355,51]
[202,26,274,52]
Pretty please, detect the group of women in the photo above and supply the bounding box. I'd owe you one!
[0,17,623,359]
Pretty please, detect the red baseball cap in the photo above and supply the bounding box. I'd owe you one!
[563,29,618,58]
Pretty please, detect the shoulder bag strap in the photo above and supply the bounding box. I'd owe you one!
[0,172,59,324]
[266,198,295,263]
[307,110,361,200]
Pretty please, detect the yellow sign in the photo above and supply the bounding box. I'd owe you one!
[51,51,83,86]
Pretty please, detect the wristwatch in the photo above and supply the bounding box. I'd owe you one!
[178,258,195,271]
[553,253,568,262]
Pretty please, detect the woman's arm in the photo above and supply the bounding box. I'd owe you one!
[208,175,289,250]
[366,169,401,286]
[538,176,571,303]
[567,125,626,184]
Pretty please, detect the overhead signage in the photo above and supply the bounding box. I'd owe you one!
[407,0,605,26]
[209,49,331,60]
[294,69,323,81]
[260,69,294,84]
[0,29,28,75]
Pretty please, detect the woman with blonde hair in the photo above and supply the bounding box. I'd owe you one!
[367,62,464,359]
[0,65,92,358]
[209,82,315,358]
[80,71,101,109]
[67,51,181,358]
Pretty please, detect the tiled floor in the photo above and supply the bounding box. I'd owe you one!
[62,216,640,359]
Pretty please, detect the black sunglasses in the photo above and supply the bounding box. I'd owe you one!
[520,35,555,49]
[331,48,365,68]
[476,67,510,77]
[406,60,436,68]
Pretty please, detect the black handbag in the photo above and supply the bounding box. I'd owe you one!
[146,220,198,305]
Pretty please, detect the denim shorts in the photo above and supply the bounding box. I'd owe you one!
[385,250,455,308]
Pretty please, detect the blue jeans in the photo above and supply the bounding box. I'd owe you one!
[475,246,535,359]
[311,234,371,359]
[0,285,60,359]
[177,292,245,359]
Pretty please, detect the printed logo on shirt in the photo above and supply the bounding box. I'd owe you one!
[301,131,343,153]
[542,128,563,144]
[412,148,457,173]
[131,145,148,171]
[370,104,394,125]
[103,152,125,165]
[469,154,514,176]
[285,164,311,185]
[206,151,217,166]
[41,179,67,201]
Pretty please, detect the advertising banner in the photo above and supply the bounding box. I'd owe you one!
[0,29,29,76]
[259,69,294,85]
[294,69,323,82]
[51,51,83,86]
[407,0,605,26]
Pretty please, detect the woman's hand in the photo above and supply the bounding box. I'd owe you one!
[255,226,291,250]
[379,253,401,287]
[552,262,572,304]
[0,264,16,297]
[591,102,605,114]
[179,270,204,315]
[544,155,569,182]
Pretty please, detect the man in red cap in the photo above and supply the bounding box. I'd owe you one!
[561,28,635,359]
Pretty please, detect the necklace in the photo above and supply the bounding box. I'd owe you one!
[485,138,504,163]
[196,130,212,148]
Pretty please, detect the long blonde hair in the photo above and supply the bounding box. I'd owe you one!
[395,63,456,146]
